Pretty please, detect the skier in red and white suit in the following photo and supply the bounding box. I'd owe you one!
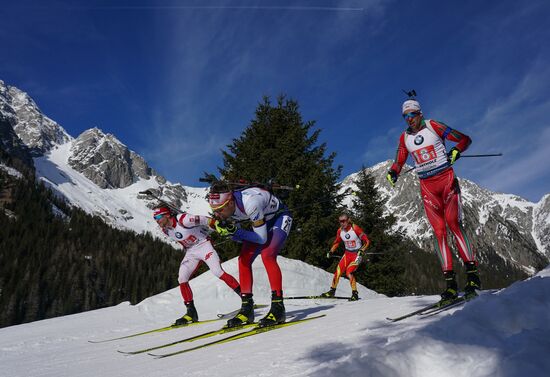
[386,98,481,301]
[322,213,370,301]
[153,207,240,325]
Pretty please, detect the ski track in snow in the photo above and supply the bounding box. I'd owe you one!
[1,258,549,377]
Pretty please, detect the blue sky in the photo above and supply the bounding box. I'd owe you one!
[1,0,549,202]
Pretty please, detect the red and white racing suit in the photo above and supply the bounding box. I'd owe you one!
[329,223,370,290]
[162,214,239,304]
[390,119,476,272]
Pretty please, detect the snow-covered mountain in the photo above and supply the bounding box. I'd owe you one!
[0,256,548,377]
[1,79,549,274]
[0,80,209,241]
[0,80,70,155]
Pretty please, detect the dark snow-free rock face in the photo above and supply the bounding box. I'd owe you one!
[0,116,33,167]
[68,128,156,189]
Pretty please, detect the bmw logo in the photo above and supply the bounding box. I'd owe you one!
[345,234,350,239]
[175,232,183,239]
[414,135,424,145]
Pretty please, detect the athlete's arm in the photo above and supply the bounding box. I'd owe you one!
[330,230,342,252]
[178,214,214,228]
[390,132,409,174]
[430,120,472,152]
[231,199,269,244]
[353,224,371,251]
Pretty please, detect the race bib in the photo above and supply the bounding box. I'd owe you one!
[281,215,292,236]
[412,145,437,164]
[345,240,357,249]
[181,235,198,247]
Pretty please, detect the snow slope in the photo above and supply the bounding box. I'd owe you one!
[33,142,210,242]
[1,257,549,377]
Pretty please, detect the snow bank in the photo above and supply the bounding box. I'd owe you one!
[0,258,548,377]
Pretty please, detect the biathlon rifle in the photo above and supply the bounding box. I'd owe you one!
[402,89,417,99]
[199,174,299,192]
[138,189,183,214]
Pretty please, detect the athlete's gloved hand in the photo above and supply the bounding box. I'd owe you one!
[231,229,246,242]
[214,220,237,237]
[386,170,398,187]
[354,251,363,264]
[448,147,461,165]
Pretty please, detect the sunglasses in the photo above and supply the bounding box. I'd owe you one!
[339,219,348,223]
[154,214,166,221]
[211,200,231,212]
[403,111,420,120]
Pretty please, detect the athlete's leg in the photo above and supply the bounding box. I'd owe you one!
[332,252,352,288]
[420,177,453,272]
[443,177,476,263]
[345,251,360,291]
[198,242,240,291]
[178,254,201,304]
[238,241,261,295]
[260,228,287,297]
[443,175,480,295]
[259,214,292,297]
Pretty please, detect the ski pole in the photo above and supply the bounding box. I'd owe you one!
[212,238,233,248]
[330,252,384,259]
[460,153,503,158]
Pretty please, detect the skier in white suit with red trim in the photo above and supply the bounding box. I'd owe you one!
[153,206,240,325]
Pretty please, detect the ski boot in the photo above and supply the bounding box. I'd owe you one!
[173,301,198,326]
[321,287,336,298]
[226,294,254,328]
[258,291,286,328]
[439,271,458,305]
[464,262,481,300]
[349,290,359,301]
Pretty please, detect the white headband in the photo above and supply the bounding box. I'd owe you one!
[402,99,421,113]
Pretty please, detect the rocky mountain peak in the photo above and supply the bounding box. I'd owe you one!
[68,127,158,189]
[0,81,71,155]
[0,80,18,126]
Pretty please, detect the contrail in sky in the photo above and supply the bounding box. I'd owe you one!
[72,5,365,12]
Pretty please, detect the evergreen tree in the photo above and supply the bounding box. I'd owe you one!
[347,167,411,296]
[0,169,182,328]
[217,96,341,265]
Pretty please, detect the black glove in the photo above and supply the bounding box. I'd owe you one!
[386,170,398,187]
